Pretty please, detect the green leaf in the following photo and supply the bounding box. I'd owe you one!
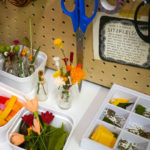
[135,104,146,115]
[54,132,68,150]
[48,124,66,150]
[31,46,40,64]
[117,103,133,109]
[103,117,120,128]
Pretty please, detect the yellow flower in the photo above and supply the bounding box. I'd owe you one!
[53,71,61,78]
[54,39,63,49]
[63,77,68,82]
[27,127,32,136]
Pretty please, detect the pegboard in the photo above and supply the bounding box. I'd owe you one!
[0,0,150,95]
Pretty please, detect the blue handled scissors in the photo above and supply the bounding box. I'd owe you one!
[61,0,98,91]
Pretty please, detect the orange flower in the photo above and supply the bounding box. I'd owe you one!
[23,97,38,113]
[29,55,32,61]
[32,118,40,135]
[40,77,44,81]
[63,77,68,82]
[38,70,44,76]
[41,82,44,85]
[71,67,86,84]
[66,65,72,71]
[77,63,82,68]
[11,133,25,146]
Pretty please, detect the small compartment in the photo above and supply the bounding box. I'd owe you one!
[134,98,150,119]
[100,104,129,128]
[109,90,137,111]
[125,113,150,140]
[89,121,121,149]
[115,131,149,150]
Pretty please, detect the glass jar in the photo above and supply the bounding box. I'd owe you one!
[36,80,48,101]
[57,84,79,109]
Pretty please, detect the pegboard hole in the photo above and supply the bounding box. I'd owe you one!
[72,43,75,46]
[32,3,35,6]
[33,23,36,26]
[42,5,45,9]
[91,67,94,70]
[52,47,55,49]
[100,79,103,82]
[43,35,45,38]
[90,76,93,78]
[137,72,141,75]
[51,8,55,11]
[134,81,138,84]
[112,74,115,77]
[52,18,55,22]
[103,62,106,65]
[52,37,55,40]
[52,28,55,31]
[86,4,89,8]
[34,41,37,44]
[42,16,45,19]
[72,34,75,37]
[125,68,128,71]
[62,21,65,24]
[123,77,126,80]
[101,70,104,73]
[5,6,8,9]
[114,65,117,68]
[6,16,9,19]
[62,31,65,34]
[147,85,150,88]
[32,13,35,16]
[43,44,46,46]
[33,32,36,35]
[42,26,45,29]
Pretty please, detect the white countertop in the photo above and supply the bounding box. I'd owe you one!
[0,68,109,150]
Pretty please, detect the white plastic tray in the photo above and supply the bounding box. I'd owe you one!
[0,82,25,142]
[81,84,150,150]
[7,105,74,150]
[0,45,47,93]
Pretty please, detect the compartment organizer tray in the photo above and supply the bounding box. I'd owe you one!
[81,84,150,150]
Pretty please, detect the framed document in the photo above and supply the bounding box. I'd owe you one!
[98,16,150,68]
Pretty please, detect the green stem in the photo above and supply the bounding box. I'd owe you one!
[29,17,33,56]
[61,49,67,66]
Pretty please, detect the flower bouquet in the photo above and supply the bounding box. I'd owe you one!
[0,39,47,93]
[9,97,73,150]
[53,39,86,109]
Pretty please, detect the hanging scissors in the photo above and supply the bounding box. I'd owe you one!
[134,0,150,43]
[61,0,98,91]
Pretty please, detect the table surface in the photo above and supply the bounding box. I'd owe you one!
[0,68,109,150]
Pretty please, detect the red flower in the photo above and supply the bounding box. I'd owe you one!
[13,40,19,45]
[22,114,34,127]
[62,58,68,66]
[41,111,54,125]
[70,52,74,64]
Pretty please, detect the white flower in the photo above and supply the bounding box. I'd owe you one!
[54,77,65,87]
[53,57,60,70]
[4,51,9,57]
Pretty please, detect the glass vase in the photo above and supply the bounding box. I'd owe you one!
[57,84,79,109]
[36,80,48,101]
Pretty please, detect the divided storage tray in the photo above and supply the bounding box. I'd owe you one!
[81,84,150,150]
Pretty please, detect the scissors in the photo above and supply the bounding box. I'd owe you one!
[134,0,150,43]
[61,0,98,91]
